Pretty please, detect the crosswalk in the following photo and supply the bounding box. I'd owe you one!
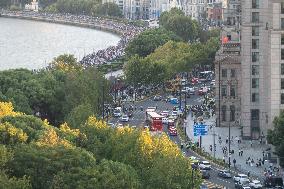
[202,180,225,189]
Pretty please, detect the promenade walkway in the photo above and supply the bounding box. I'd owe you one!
[185,113,283,180]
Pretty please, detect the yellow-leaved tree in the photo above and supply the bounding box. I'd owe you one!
[36,128,73,148]
[0,102,23,118]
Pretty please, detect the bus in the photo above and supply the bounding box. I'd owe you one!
[145,111,163,131]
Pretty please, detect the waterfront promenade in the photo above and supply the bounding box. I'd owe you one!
[1,11,146,67]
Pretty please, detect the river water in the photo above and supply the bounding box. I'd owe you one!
[0,17,120,70]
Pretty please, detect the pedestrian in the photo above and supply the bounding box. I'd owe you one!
[262,150,265,158]
[247,171,251,177]
[239,149,241,156]
[233,158,236,168]
[250,140,253,147]
[223,156,225,163]
[241,150,243,156]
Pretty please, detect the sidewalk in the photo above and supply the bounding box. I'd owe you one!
[185,112,275,179]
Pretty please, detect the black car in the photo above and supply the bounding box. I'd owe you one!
[264,176,284,188]
[127,111,133,118]
[201,170,210,179]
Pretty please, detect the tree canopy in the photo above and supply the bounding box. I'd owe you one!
[267,111,284,167]
[159,8,200,42]
[125,27,181,58]
[0,102,202,189]
[0,55,109,126]
[92,2,123,17]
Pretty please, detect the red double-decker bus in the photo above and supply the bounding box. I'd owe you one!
[145,111,163,131]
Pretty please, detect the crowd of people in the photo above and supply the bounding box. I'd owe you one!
[3,10,146,67]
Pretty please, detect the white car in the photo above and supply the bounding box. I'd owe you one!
[171,111,178,119]
[162,117,168,124]
[188,87,195,95]
[120,115,129,122]
[249,180,263,189]
[160,110,169,117]
[199,161,211,170]
[234,174,249,183]
[210,80,215,86]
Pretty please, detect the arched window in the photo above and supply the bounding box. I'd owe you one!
[230,105,236,121]
[221,105,226,121]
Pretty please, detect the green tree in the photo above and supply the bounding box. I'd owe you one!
[66,103,94,128]
[267,111,284,167]
[0,0,10,8]
[63,67,109,120]
[8,144,97,189]
[0,145,31,189]
[92,2,123,17]
[159,8,200,42]
[125,27,181,58]
[123,55,145,86]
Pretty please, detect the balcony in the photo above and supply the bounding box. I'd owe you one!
[221,42,241,54]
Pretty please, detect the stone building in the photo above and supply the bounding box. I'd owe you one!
[240,0,284,139]
[215,28,241,128]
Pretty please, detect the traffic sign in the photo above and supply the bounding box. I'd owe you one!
[193,124,208,136]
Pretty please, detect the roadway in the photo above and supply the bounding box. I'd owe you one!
[109,92,236,189]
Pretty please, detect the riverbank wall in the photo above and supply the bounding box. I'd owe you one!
[0,13,123,36]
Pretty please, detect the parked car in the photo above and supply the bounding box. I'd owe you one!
[201,170,210,179]
[218,170,232,178]
[199,161,211,170]
[249,180,263,189]
[210,80,215,86]
[234,174,249,183]
[120,115,129,122]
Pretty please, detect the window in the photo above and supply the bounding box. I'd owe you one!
[230,105,236,121]
[282,64,284,75]
[221,85,227,97]
[230,85,236,97]
[282,2,284,14]
[282,49,284,60]
[252,39,259,49]
[252,93,259,102]
[252,0,259,9]
[252,65,259,75]
[252,78,259,88]
[281,93,284,104]
[222,105,226,121]
[251,109,260,120]
[282,34,284,45]
[230,69,236,78]
[252,26,259,36]
[222,69,227,78]
[252,52,259,62]
[282,18,284,30]
[252,12,259,23]
[281,78,284,90]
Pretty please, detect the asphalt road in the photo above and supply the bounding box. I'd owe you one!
[109,91,237,189]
